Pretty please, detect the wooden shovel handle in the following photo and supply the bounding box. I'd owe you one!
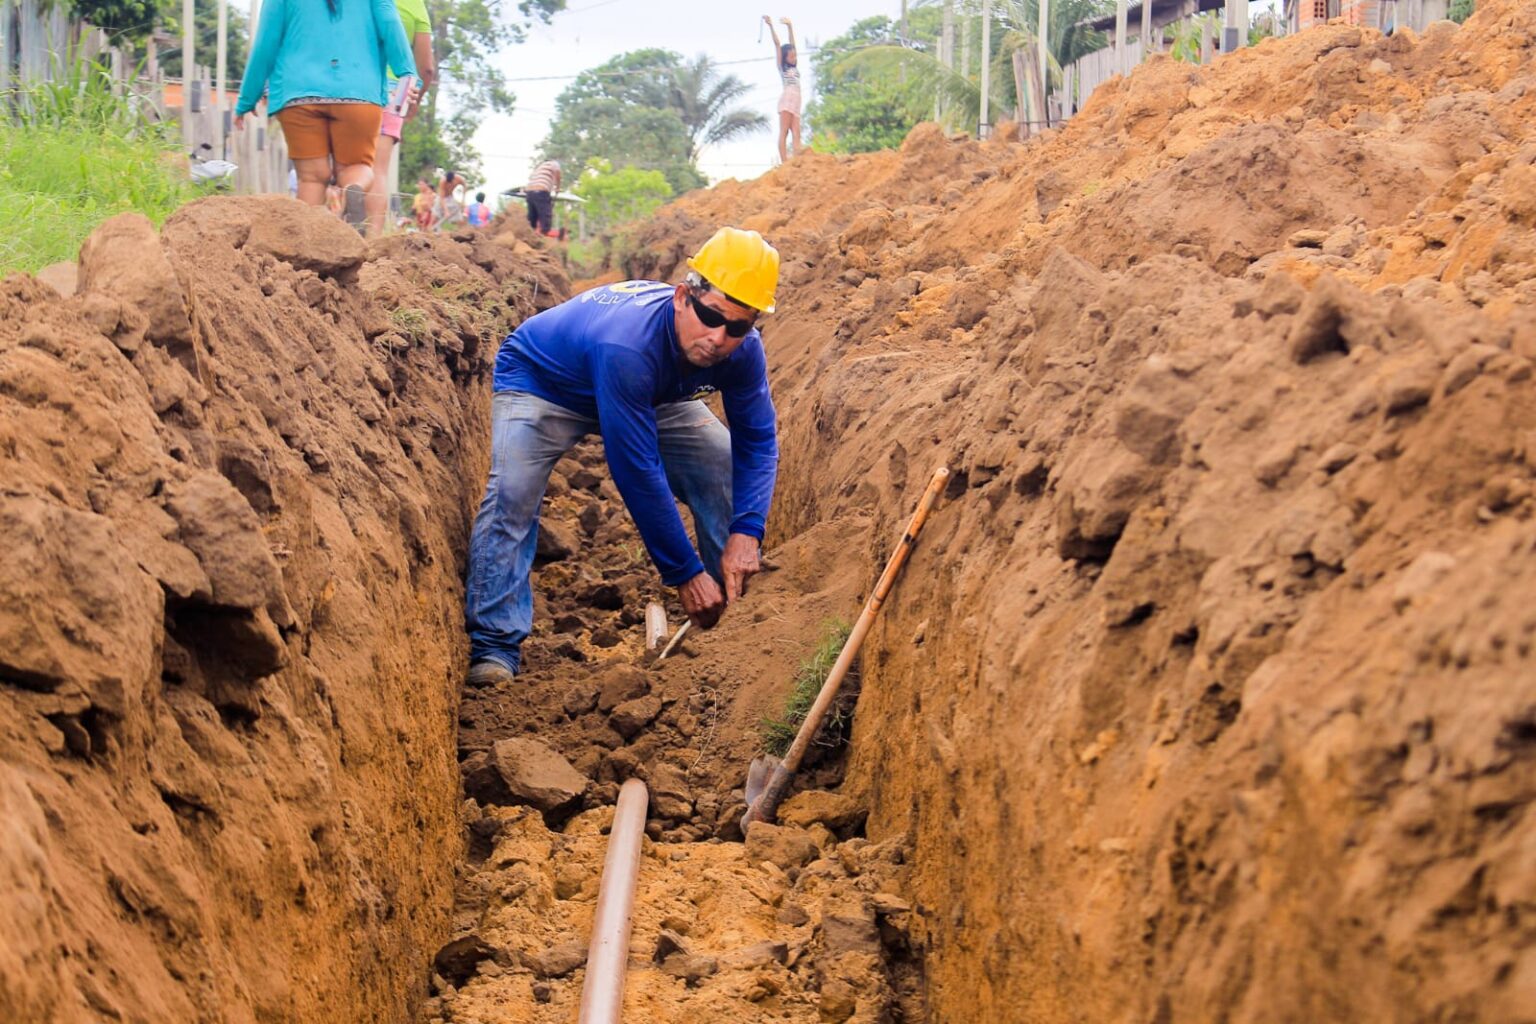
[743,465,950,827]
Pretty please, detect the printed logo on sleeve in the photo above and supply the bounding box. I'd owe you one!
[581,280,662,306]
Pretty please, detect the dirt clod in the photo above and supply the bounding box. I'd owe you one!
[491,737,588,813]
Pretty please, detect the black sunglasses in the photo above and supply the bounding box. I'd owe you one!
[688,290,756,338]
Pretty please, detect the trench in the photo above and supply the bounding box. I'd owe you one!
[12,9,1536,1016]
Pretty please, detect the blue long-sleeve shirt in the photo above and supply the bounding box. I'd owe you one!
[236,0,416,117]
[493,281,779,586]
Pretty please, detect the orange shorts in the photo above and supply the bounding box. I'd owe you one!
[276,102,382,166]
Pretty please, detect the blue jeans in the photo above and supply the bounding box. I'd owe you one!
[464,391,734,672]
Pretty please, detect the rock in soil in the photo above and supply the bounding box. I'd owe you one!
[491,737,588,812]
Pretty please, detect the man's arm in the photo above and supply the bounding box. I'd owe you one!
[593,347,729,627]
[718,341,779,601]
[592,346,722,605]
[720,341,779,541]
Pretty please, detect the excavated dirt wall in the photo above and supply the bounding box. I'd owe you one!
[0,197,566,1023]
[625,5,1536,1021]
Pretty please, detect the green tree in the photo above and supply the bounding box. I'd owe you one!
[560,48,679,110]
[543,97,703,194]
[68,0,164,45]
[665,54,768,160]
[539,48,760,194]
[1448,0,1475,22]
[399,109,480,184]
[573,158,673,236]
[406,0,566,179]
[821,0,1107,144]
[805,16,918,153]
[158,4,249,81]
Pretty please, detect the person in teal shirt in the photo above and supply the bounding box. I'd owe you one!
[235,0,416,224]
[367,0,436,236]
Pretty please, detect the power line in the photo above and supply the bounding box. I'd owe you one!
[480,151,771,168]
[500,51,810,84]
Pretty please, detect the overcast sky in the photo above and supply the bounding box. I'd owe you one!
[471,0,902,196]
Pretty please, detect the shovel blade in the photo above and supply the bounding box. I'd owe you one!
[745,754,779,808]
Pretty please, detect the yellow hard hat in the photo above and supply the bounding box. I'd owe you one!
[685,227,780,313]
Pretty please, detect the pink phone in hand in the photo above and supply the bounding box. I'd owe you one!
[389,74,415,117]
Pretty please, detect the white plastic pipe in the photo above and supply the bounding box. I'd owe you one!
[578,778,648,1024]
[644,602,668,650]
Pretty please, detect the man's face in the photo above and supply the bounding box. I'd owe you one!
[672,284,759,368]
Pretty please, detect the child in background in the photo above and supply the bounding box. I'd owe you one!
[763,15,801,163]
[466,191,492,228]
[413,179,436,229]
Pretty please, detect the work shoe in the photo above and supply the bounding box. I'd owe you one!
[466,659,516,688]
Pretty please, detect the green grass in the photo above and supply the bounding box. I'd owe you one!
[564,239,609,277]
[0,57,201,275]
[760,619,854,758]
[390,306,431,344]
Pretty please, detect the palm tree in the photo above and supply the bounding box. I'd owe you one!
[666,55,770,161]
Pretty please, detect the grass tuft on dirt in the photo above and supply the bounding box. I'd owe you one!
[760,619,853,757]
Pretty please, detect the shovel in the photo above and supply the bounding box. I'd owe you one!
[742,464,950,829]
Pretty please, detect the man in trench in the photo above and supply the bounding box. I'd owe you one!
[464,227,781,684]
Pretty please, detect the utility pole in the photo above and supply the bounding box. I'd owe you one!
[1140,0,1151,53]
[961,3,972,82]
[182,0,195,150]
[1224,0,1250,50]
[943,1,955,68]
[1039,0,1049,126]
[216,0,228,156]
[979,0,991,137]
[1115,0,1128,76]
[938,0,954,121]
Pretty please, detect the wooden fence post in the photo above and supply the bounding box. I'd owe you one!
[1115,0,1129,75]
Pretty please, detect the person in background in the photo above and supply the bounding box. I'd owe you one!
[435,168,466,230]
[235,0,416,227]
[366,0,436,236]
[413,178,436,229]
[524,158,563,238]
[466,191,492,228]
[763,15,800,163]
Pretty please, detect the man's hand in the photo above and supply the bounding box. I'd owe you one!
[720,533,761,604]
[678,571,725,630]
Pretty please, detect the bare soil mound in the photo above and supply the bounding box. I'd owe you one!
[0,197,564,1023]
[618,4,1536,1021]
